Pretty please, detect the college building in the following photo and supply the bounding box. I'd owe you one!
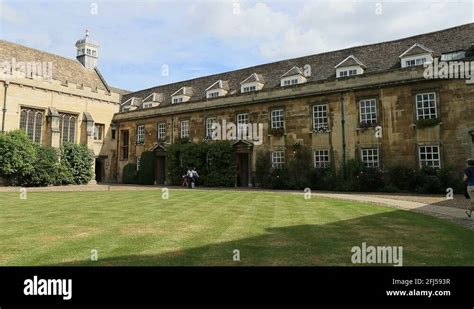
[0,31,128,182]
[1,24,474,186]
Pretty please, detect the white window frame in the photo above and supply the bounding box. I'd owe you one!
[242,85,257,93]
[359,98,378,124]
[236,113,249,139]
[312,104,329,130]
[360,148,379,168]
[415,92,438,120]
[418,145,441,169]
[207,91,220,99]
[271,151,284,169]
[206,117,217,139]
[157,123,166,140]
[136,125,145,144]
[314,149,330,168]
[180,120,189,138]
[93,123,104,141]
[271,109,284,129]
[143,102,153,108]
[172,97,183,104]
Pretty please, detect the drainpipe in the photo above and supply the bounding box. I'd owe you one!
[1,81,9,133]
[115,123,120,183]
[340,92,347,175]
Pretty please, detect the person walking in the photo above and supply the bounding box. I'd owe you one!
[191,167,199,188]
[186,167,194,189]
[463,158,474,218]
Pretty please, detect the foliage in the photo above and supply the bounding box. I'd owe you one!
[416,118,441,129]
[123,163,138,184]
[286,145,313,189]
[166,141,236,186]
[0,130,37,185]
[255,150,273,188]
[60,143,94,185]
[138,151,155,185]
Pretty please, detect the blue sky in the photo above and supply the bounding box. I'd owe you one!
[0,0,473,91]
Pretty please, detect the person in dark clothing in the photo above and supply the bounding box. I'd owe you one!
[463,159,474,218]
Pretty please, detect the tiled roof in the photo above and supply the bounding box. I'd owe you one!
[120,23,474,107]
[0,40,109,91]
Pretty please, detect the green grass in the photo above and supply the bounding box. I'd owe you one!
[0,189,473,266]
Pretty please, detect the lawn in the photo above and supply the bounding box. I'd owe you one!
[0,189,473,266]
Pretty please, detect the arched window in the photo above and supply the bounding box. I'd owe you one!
[59,113,76,144]
[18,108,43,143]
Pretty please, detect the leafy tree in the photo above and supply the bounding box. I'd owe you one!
[0,130,37,185]
[138,151,156,185]
[60,143,94,185]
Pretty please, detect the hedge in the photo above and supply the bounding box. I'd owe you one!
[138,151,155,185]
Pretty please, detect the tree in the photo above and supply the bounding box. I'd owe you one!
[0,130,37,185]
[60,143,94,185]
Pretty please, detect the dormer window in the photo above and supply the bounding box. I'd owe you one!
[171,87,193,104]
[143,102,153,108]
[335,55,365,78]
[399,43,433,68]
[141,92,164,108]
[441,50,465,61]
[206,80,229,99]
[240,73,264,93]
[280,66,307,87]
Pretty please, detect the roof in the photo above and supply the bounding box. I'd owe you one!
[335,55,365,69]
[121,23,474,107]
[240,73,265,85]
[399,43,434,58]
[110,86,132,96]
[0,39,109,91]
[281,66,304,78]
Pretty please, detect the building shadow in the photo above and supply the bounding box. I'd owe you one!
[49,209,474,267]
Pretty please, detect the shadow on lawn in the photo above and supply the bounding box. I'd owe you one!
[51,209,474,266]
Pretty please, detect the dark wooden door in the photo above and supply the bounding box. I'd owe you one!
[155,156,166,185]
[238,153,249,187]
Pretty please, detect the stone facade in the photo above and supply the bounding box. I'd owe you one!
[113,66,474,186]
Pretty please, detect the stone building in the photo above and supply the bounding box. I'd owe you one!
[0,31,127,182]
[113,23,474,186]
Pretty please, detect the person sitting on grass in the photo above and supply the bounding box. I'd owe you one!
[463,158,474,218]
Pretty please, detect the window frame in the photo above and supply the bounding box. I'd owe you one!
[314,149,330,168]
[271,151,285,169]
[180,120,189,138]
[93,123,105,141]
[312,104,329,130]
[205,117,218,139]
[236,112,250,139]
[121,130,130,160]
[136,125,145,145]
[270,109,285,129]
[415,92,438,120]
[19,108,43,144]
[157,123,166,141]
[359,98,378,125]
[418,145,441,169]
[360,147,380,168]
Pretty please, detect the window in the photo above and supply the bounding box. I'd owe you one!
[87,49,91,55]
[271,151,284,168]
[121,130,129,160]
[359,99,377,124]
[416,92,437,120]
[173,97,183,104]
[207,91,219,99]
[339,69,357,77]
[314,149,330,168]
[236,113,249,139]
[441,51,465,61]
[136,125,145,144]
[271,109,284,129]
[180,120,189,138]
[92,50,97,57]
[361,148,379,168]
[157,123,166,140]
[283,78,298,86]
[59,113,76,144]
[419,145,441,168]
[242,85,256,93]
[312,105,329,129]
[206,117,217,139]
[94,124,105,141]
[143,102,153,109]
[111,129,116,140]
[404,57,427,67]
[19,108,43,143]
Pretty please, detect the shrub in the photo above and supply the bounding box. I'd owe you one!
[386,166,416,191]
[358,167,385,192]
[138,151,155,185]
[123,163,138,184]
[270,166,289,190]
[206,141,236,187]
[255,150,272,188]
[287,145,313,189]
[25,146,59,187]
[60,143,94,185]
[310,167,337,191]
[0,130,37,185]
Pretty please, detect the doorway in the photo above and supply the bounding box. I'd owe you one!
[155,156,166,185]
[95,158,104,182]
[237,153,249,187]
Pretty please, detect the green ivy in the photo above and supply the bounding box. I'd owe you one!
[138,151,155,185]
[123,163,138,184]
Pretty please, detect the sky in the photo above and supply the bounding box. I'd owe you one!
[0,0,473,91]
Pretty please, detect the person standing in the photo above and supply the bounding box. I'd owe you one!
[191,167,199,188]
[463,159,474,218]
[187,167,194,189]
